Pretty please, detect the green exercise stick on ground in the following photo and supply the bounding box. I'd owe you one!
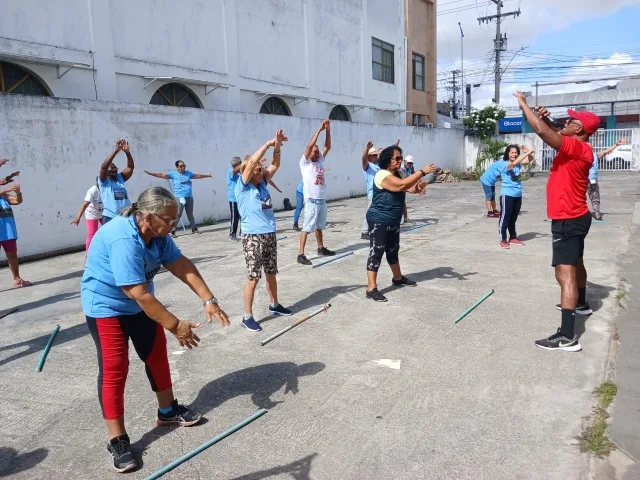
[37,324,60,372]
[144,408,268,479]
[455,290,494,324]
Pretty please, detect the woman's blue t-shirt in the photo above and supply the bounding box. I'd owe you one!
[500,163,522,198]
[99,173,131,218]
[235,178,276,234]
[81,215,181,317]
[480,160,504,186]
[168,170,194,198]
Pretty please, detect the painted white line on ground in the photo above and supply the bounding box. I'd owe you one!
[373,359,401,370]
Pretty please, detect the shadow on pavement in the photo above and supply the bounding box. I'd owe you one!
[0,447,49,477]
[229,453,318,480]
[261,285,362,324]
[0,322,88,369]
[575,281,616,339]
[133,362,325,455]
[5,292,80,314]
[378,267,477,296]
[518,231,552,241]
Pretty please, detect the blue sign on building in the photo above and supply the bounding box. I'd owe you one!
[499,117,523,133]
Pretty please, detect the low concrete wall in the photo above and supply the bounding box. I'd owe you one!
[0,95,464,259]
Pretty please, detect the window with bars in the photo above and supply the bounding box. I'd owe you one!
[0,62,50,96]
[329,105,350,121]
[259,97,291,116]
[150,83,202,108]
[372,37,394,84]
[412,53,425,91]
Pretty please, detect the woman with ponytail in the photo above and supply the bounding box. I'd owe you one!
[81,186,231,473]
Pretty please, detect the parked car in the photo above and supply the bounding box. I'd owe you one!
[601,144,632,170]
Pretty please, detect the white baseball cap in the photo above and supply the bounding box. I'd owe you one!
[405,155,414,163]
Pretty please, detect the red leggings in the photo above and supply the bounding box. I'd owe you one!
[86,312,172,420]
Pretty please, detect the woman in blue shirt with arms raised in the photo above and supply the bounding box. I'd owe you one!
[81,186,230,473]
[236,129,293,331]
[144,160,212,237]
[496,144,534,249]
[99,139,134,223]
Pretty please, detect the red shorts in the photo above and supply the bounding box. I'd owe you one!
[0,240,17,253]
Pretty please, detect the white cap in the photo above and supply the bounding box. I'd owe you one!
[405,155,414,163]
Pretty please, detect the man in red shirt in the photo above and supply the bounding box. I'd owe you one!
[514,91,601,352]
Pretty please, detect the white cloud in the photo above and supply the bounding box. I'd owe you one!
[436,0,640,110]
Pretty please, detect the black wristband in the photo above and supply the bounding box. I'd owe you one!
[420,169,427,177]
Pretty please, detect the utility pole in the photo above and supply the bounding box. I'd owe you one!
[446,70,461,119]
[458,22,464,115]
[478,0,520,104]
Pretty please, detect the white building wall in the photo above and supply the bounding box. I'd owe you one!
[0,95,463,259]
[1,0,407,124]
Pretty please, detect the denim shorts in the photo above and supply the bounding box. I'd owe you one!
[481,182,496,201]
[302,199,327,232]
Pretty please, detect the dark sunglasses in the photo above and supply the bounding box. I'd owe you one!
[391,155,403,162]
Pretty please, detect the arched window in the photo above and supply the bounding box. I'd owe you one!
[329,105,351,121]
[259,97,291,116]
[150,83,202,108]
[0,61,50,96]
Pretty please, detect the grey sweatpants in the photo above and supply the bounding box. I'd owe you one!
[362,194,373,234]
[177,196,196,230]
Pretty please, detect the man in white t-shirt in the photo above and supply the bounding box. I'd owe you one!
[297,119,335,265]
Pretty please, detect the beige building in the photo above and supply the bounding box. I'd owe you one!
[404,0,437,126]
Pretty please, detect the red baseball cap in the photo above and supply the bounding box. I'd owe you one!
[567,109,600,135]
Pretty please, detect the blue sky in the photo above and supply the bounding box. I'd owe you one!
[437,1,640,108]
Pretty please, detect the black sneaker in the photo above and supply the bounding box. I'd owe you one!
[392,276,417,287]
[107,434,137,473]
[229,233,239,242]
[297,254,312,265]
[535,328,582,352]
[555,303,592,316]
[268,303,293,316]
[171,231,177,238]
[157,399,202,427]
[192,228,201,234]
[366,288,388,302]
[360,233,370,240]
[293,223,301,231]
[318,247,335,256]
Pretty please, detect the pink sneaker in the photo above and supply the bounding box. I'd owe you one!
[500,240,510,249]
[509,237,526,247]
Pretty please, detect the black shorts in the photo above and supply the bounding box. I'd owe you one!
[551,212,592,267]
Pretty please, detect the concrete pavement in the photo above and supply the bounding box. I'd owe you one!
[0,173,637,479]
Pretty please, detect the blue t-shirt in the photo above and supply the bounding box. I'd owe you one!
[363,162,381,196]
[227,168,240,202]
[235,178,276,235]
[296,180,304,194]
[81,215,181,317]
[99,173,131,218]
[500,163,522,197]
[168,170,194,198]
[589,151,598,181]
[0,196,17,241]
[480,160,505,186]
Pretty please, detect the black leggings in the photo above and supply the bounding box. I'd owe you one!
[229,201,240,235]
[499,195,522,241]
[367,222,400,272]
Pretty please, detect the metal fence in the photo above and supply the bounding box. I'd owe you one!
[539,128,635,171]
